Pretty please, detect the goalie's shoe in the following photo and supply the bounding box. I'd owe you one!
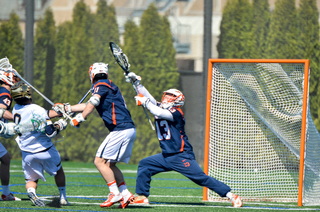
[130,195,149,205]
[231,194,243,208]
[28,192,46,207]
[100,192,123,208]
[118,192,134,208]
[1,193,21,201]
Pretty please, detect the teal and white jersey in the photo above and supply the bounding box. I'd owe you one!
[12,104,53,153]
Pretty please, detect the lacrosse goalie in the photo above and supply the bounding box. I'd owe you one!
[9,81,70,207]
[0,60,21,201]
[125,72,243,208]
[57,62,136,208]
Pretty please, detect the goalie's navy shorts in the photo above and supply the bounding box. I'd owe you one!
[135,151,231,197]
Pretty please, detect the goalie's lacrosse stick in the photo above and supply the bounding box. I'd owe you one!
[109,42,155,130]
[1,58,73,120]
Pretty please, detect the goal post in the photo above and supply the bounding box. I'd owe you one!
[203,59,320,206]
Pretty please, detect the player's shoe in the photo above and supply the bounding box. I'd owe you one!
[28,192,46,207]
[1,193,21,201]
[231,194,243,208]
[60,198,70,206]
[130,195,149,205]
[100,192,123,208]
[118,191,134,208]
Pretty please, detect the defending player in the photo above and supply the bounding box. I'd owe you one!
[125,72,243,208]
[0,66,21,201]
[62,63,136,208]
[10,81,69,207]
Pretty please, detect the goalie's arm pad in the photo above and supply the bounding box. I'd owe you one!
[136,84,157,105]
[146,102,174,121]
[88,96,100,107]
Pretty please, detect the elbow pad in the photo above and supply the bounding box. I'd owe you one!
[88,96,100,107]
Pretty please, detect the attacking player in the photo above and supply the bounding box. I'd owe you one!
[125,72,243,208]
[60,62,136,208]
[0,65,21,201]
[10,81,69,207]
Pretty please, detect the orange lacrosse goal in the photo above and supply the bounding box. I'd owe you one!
[203,59,320,206]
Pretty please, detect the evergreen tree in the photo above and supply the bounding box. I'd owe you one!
[266,0,298,59]
[0,11,24,73]
[92,0,119,63]
[33,7,56,109]
[217,0,254,58]
[252,0,270,58]
[123,3,179,163]
[297,0,320,130]
[0,11,24,159]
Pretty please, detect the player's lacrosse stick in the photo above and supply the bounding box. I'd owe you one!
[1,58,73,120]
[109,42,155,130]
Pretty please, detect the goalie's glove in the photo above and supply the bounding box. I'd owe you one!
[134,94,149,107]
[70,113,86,128]
[0,121,16,138]
[125,72,141,86]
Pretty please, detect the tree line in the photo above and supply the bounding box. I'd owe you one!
[0,0,178,163]
[218,0,320,131]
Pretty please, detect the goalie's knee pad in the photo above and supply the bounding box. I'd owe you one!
[88,96,100,107]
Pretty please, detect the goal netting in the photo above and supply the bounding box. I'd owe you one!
[204,59,320,206]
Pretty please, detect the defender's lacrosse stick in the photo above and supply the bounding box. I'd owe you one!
[1,58,73,120]
[109,42,155,130]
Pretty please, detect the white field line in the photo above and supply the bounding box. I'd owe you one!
[39,195,318,210]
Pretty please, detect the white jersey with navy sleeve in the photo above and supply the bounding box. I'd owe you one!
[12,104,53,153]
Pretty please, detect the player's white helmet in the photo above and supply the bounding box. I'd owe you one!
[0,69,16,86]
[160,89,185,109]
[88,62,109,83]
[11,81,32,101]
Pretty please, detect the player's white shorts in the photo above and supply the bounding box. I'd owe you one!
[22,145,62,182]
[96,128,136,163]
[0,142,8,158]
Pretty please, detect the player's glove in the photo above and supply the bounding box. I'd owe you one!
[134,94,149,107]
[125,72,141,86]
[70,113,86,128]
[53,103,65,117]
[54,119,68,132]
[0,121,16,138]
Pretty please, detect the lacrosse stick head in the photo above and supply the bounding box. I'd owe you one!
[11,81,32,103]
[88,63,109,83]
[160,89,185,109]
[109,42,130,73]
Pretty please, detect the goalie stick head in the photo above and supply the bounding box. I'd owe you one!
[11,81,32,102]
[160,89,185,109]
[88,63,109,83]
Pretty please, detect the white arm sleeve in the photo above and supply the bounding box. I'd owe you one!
[136,84,157,105]
[146,102,174,121]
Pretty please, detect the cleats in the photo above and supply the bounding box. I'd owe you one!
[231,194,243,208]
[60,198,70,206]
[118,192,134,208]
[100,192,123,208]
[1,193,21,201]
[130,195,149,205]
[28,192,46,207]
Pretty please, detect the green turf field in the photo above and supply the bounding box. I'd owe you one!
[1,160,320,212]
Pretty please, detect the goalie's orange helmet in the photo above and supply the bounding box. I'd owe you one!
[88,63,109,83]
[160,89,185,109]
[0,69,15,86]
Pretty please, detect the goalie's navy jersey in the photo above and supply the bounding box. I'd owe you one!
[92,79,135,131]
[155,107,193,154]
[0,87,12,122]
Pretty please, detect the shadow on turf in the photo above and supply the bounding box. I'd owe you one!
[46,197,63,208]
